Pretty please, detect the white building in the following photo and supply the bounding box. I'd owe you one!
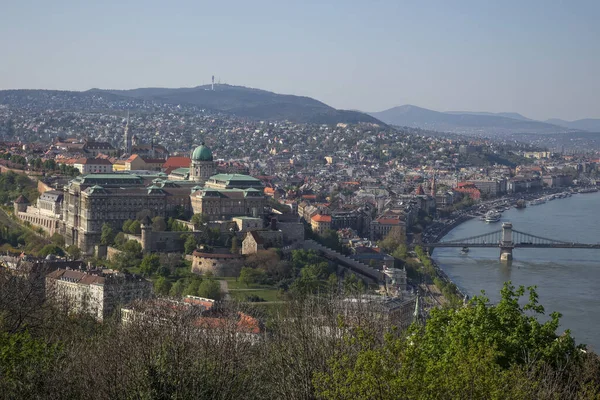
[73,157,113,174]
[46,268,152,321]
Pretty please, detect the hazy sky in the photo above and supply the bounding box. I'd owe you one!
[1,0,599,120]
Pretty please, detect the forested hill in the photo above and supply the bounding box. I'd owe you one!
[0,85,383,125]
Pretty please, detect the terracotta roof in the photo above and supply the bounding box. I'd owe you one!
[163,157,191,173]
[311,214,332,223]
[74,158,113,165]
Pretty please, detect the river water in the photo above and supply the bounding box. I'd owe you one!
[433,192,600,351]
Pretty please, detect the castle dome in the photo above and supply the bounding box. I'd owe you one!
[191,142,213,162]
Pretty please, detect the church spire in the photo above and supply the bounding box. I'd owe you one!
[124,111,132,155]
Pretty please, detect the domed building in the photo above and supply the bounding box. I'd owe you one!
[190,142,216,183]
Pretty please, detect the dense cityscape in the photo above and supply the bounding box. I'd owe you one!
[3,0,600,398]
[1,85,600,398]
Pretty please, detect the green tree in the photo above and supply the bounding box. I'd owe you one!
[151,216,167,232]
[183,235,197,255]
[377,226,406,253]
[128,220,141,235]
[65,245,82,260]
[0,331,62,397]
[38,244,65,258]
[50,233,65,247]
[239,267,265,287]
[122,240,142,257]
[114,232,127,249]
[140,254,161,277]
[343,273,365,294]
[314,282,585,400]
[191,213,209,230]
[100,223,115,246]
[169,279,185,297]
[197,279,222,300]
[391,244,408,260]
[183,278,202,297]
[154,276,172,296]
[122,219,133,233]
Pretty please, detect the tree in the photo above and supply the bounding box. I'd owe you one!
[191,213,209,230]
[50,233,65,247]
[65,245,81,260]
[114,232,127,249]
[183,235,197,255]
[151,216,167,232]
[183,278,202,297]
[377,226,406,253]
[122,240,142,257]
[154,277,172,296]
[314,282,585,400]
[343,273,365,294]
[100,223,115,246]
[0,331,62,398]
[320,229,342,251]
[122,219,133,233]
[128,220,141,235]
[169,279,185,297]
[197,279,222,300]
[391,244,408,260]
[239,267,265,287]
[140,254,161,277]
[38,244,64,258]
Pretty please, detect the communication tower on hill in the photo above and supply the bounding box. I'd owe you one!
[212,75,214,91]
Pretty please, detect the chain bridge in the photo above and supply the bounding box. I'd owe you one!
[426,222,600,261]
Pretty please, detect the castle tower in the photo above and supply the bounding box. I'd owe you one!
[13,195,29,215]
[190,142,216,184]
[140,215,152,253]
[124,112,132,155]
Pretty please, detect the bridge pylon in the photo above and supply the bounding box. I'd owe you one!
[500,222,514,262]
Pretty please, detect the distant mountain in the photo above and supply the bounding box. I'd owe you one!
[0,86,382,125]
[446,111,532,121]
[98,84,381,125]
[546,118,600,132]
[369,105,569,135]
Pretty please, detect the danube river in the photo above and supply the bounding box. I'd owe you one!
[433,192,600,351]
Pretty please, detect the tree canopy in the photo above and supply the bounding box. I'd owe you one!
[314,282,591,400]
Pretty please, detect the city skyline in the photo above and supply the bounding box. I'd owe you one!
[2,0,599,121]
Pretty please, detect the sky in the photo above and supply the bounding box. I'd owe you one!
[1,0,599,121]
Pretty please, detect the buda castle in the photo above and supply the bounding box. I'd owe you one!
[15,143,266,254]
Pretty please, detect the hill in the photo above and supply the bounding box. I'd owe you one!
[99,84,381,124]
[369,105,569,135]
[0,86,382,125]
[446,111,532,121]
[546,118,600,132]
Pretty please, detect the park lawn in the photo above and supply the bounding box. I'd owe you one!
[229,288,282,302]
[219,277,274,290]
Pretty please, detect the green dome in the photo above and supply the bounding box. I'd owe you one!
[191,142,213,161]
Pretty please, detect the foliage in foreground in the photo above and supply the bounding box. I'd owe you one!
[314,283,599,400]
[0,270,599,399]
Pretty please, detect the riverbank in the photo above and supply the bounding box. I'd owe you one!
[428,191,600,350]
[421,188,590,302]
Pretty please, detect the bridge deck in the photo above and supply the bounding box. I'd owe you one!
[427,243,600,249]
